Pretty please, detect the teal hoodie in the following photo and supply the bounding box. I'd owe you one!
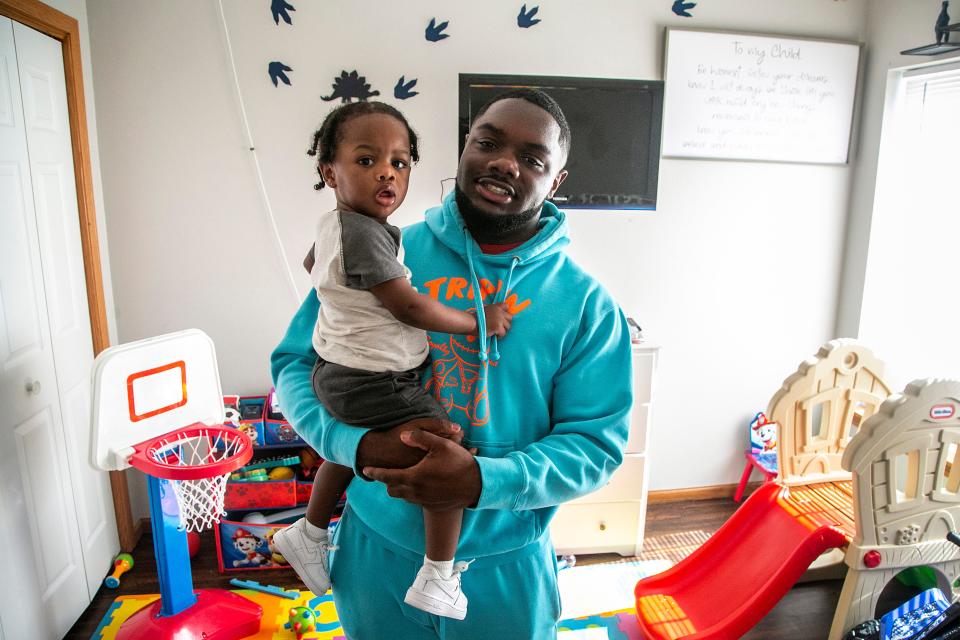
[270,192,633,559]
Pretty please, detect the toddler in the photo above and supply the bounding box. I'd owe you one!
[272,101,511,621]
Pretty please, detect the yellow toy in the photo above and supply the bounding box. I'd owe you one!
[268,466,295,480]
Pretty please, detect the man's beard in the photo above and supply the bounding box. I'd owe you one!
[455,185,543,242]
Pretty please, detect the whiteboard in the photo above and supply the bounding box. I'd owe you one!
[662,29,861,164]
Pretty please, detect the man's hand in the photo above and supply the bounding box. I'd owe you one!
[363,429,482,511]
[356,418,462,470]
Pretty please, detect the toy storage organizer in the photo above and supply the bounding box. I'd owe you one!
[214,389,342,573]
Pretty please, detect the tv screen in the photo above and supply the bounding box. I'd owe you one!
[458,74,664,210]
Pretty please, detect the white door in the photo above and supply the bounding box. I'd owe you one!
[12,18,119,599]
[0,17,118,638]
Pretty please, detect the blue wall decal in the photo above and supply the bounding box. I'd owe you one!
[936,1,950,43]
[321,71,380,102]
[517,5,541,28]
[425,18,450,42]
[268,61,293,86]
[671,0,697,17]
[270,0,295,25]
[394,76,419,100]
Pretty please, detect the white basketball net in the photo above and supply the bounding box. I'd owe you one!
[146,428,245,532]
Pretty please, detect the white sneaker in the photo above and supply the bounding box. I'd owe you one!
[403,561,472,620]
[272,518,336,595]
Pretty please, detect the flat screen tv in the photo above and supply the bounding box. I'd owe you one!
[458,73,664,210]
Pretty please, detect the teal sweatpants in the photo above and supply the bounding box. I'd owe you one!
[329,506,561,640]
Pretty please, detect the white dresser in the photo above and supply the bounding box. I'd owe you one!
[550,342,659,557]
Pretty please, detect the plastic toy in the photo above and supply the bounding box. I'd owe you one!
[632,340,960,640]
[300,448,322,479]
[223,395,241,425]
[187,531,200,558]
[879,587,950,639]
[268,466,295,480]
[104,553,135,589]
[228,578,299,600]
[734,412,780,502]
[91,329,262,639]
[287,606,318,639]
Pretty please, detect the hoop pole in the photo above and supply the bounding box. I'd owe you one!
[148,475,197,616]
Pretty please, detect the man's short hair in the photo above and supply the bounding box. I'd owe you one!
[472,88,571,157]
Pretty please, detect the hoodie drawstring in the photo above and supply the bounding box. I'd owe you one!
[463,228,522,364]
[487,255,520,362]
[464,230,489,362]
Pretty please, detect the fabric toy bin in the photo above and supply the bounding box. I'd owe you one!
[263,388,305,446]
[236,395,267,446]
[215,517,293,573]
[224,479,314,511]
[215,512,340,573]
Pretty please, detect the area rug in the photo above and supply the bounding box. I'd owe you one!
[93,560,673,640]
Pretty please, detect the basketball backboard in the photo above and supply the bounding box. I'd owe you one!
[91,329,225,471]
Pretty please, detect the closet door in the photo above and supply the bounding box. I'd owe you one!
[0,17,98,638]
[13,19,119,599]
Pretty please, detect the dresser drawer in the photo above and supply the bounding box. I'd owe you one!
[569,454,646,505]
[550,501,646,556]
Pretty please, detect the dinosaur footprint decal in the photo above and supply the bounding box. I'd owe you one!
[425,17,450,42]
[517,5,541,28]
[671,0,696,17]
[268,61,293,86]
[394,76,419,100]
[270,0,295,25]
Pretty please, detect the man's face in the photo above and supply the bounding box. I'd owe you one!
[456,99,568,236]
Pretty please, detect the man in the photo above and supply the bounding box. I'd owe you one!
[271,89,633,639]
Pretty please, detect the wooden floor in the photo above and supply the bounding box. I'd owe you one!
[66,496,847,639]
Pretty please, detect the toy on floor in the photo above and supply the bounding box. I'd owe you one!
[634,341,960,639]
[187,531,200,558]
[733,412,779,502]
[228,579,300,600]
[287,606,318,639]
[91,329,263,639]
[104,553,134,588]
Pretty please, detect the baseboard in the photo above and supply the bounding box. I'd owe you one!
[648,481,762,504]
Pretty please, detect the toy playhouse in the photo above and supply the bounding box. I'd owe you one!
[634,340,960,639]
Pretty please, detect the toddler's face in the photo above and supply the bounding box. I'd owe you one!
[323,113,412,222]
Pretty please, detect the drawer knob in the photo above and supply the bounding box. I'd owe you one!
[598,521,607,531]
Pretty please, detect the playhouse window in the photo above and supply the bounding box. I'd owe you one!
[894,449,921,502]
[944,442,960,494]
[811,403,828,440]
[849,402,867,438]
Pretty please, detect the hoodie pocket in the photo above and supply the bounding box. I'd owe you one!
[466,438,515,459]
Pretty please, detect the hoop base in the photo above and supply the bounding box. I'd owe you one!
[114,589,262,640]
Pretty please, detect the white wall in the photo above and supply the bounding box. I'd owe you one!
[840,1,960,393]
[88,0,869,491]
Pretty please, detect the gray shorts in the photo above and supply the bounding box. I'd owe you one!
[312,357,448,430]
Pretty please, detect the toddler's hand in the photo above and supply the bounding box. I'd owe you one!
[482,302,513,338]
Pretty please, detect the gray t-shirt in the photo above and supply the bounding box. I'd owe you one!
[310,209,429,372]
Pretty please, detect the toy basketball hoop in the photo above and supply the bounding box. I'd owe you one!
[128,423,252,532]
[91,330,262,639]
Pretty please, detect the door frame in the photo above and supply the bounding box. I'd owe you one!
[0,0,137,551]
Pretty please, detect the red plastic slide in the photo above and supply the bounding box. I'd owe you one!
[634,481,850,639]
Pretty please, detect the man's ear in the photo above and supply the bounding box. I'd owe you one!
[320,163,337,189]
[548,169,569,198]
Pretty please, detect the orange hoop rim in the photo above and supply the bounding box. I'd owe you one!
[128,423,253,481]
